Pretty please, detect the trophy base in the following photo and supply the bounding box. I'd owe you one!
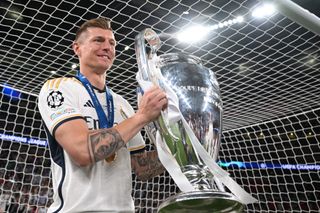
[158,191,244,213]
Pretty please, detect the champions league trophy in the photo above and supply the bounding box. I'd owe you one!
[135,29,257,212]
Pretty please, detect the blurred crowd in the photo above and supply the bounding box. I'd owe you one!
[0,145,52,213]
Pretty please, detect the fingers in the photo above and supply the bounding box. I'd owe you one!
[144,85,163,96]
[144,86,167,103]
[137,86,168,122]
[147,86,167,108]
[159,97,168,110]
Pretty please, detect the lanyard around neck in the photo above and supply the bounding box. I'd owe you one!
[76,71,114,128]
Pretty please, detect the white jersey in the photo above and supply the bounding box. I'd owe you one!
[38,77,145,213]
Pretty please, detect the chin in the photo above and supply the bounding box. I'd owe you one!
[91,66,109,74]
[97,63,111,70]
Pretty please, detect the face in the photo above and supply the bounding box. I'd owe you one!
[73,27,116,73]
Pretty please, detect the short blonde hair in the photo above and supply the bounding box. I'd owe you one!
[75,18,112,41]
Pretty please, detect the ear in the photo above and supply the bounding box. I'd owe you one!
[72,41,81,57]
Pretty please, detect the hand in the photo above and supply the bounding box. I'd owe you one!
[136,86,168,124]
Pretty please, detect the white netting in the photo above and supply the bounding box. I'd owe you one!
[0,87,51,212]
[1,0,320,212]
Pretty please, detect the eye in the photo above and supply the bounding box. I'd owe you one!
[95,39,102,42]
[94,37,104,43]
[110,40,116,46]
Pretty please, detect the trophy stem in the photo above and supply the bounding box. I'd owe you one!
[178,120,202,164]
[182,165,220,191]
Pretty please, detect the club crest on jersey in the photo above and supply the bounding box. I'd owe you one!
[47,90,64,109]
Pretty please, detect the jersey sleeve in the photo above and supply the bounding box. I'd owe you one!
[117,95,146,151]
[38,77,84,136]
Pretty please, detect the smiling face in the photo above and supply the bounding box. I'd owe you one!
[73,27,116,74]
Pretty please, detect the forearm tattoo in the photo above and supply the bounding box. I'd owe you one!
[131,150,165,181]
[88,128,125,163]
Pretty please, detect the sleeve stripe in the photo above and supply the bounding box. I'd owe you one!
[49,79,55,89]
[128,144,146,152]
[44,77,73,90]
[52,116,86,137]
[130,147,146,155]
[72,77,83,85]
[54,78,63,89]
[50,114,83,133]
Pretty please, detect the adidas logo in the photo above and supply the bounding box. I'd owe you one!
[84,100,94,108]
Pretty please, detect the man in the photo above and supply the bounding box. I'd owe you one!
[38,18,167,212]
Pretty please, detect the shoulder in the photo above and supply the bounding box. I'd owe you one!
[38,77,85,109]
[111,90,132,107]
[40,77,82,92]
[39,77,85,98]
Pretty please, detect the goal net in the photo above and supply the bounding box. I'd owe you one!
[0,87,51,212]
[1,0,320,212]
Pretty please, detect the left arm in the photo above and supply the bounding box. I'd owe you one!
[131,150,166,181]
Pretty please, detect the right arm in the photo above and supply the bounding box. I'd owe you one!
[54,86,167,166]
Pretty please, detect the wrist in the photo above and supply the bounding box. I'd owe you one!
[133,112,150,128]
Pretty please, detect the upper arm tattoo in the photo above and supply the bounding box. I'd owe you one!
[88,128,125,163]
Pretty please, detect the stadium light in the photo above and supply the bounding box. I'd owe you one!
[7,5,23,21]
[176,16,245,43]
[71,64,77,69]
[176,25,211,43]
[252,3,276,18]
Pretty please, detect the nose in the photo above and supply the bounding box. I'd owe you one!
[101,42,115,58]
[102,40,115,51]
[102,41,111,51]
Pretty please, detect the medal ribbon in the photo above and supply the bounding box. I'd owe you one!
[76,71,114,128]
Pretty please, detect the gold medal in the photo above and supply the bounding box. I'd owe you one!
[105,152,117,163]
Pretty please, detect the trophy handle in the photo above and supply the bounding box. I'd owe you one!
[135,29,196,167]
[135,28,185,161]
[135,28,161,82]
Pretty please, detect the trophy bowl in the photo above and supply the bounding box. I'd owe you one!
[155,53,243,213]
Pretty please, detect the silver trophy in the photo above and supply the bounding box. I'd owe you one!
[135,29,255,212]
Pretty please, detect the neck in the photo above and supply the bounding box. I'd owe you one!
[79,69,106,90]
